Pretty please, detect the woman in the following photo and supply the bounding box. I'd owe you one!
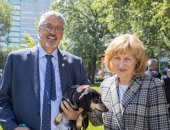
[89,34,170,130]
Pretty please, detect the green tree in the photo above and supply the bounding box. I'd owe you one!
[0,46,17,70]
[52,0,170,82]
[0,0,12,41]
[0,32,36,70]
[52,0,112,83]
[103,0,170,58]
[0,46,8,69]
[21,33,36,48]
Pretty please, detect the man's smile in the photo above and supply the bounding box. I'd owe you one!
[47,35,57,40]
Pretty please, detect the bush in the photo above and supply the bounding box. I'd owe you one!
[95,77,104,83]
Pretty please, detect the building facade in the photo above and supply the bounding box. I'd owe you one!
[1,0,54,48]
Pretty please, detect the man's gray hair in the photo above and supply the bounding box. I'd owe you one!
[147,59,158,68]
[38,11,65,26]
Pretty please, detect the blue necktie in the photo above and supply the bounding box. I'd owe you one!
[42,55,56,130]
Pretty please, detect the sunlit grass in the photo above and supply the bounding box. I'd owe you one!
[87,122,104,130]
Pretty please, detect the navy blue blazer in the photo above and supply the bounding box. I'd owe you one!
[0,46,91,130]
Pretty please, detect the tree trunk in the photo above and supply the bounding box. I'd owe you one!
[87,57,97,84]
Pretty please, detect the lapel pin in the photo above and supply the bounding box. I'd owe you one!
[63,57,67,60]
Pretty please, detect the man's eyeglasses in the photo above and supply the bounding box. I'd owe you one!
[42,23,64,33]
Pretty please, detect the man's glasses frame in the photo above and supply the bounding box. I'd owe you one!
[41,23,64,34]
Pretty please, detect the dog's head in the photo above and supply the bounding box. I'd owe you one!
[55,87,108,130]
[77,89,108,112]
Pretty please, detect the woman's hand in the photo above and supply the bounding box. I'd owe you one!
[76,85,91,92]
[61,101,83,120]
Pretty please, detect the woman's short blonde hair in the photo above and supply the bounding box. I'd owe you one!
[105,34,147,74]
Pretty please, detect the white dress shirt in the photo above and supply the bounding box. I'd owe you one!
[38,44,70,130]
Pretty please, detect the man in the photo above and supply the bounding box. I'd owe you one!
[145,58,161,79]
[0,11,91,130]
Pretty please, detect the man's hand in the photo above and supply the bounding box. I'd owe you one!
[61,101,83,120]
[76,85,92,99]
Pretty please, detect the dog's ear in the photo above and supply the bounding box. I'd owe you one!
[90,89,101,97]
[79,92,92,111]
[82,112,89,129]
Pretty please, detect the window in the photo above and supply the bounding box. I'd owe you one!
[9,32,20,37]
[12,21,20,26]
[10,0,20,4]
[10,27,20,31]
[12,16,20,21]
[9,37,20,42]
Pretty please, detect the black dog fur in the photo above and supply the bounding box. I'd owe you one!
[55,85,108,130]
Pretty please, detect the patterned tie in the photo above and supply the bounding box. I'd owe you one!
[42,55,56,130]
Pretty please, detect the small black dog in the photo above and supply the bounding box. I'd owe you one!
[55,85,108,130]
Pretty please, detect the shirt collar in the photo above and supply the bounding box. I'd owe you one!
[37,44,58,59]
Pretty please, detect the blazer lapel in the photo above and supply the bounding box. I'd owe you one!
[121,75,142,109]
[58,50,68,94]
[27,46,40,110]
[110,76,124,130]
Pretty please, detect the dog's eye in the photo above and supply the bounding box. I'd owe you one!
[92,97,101,103]
[93,99,100,103]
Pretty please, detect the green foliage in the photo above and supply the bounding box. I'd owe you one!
[0,32,36,69]
[21,33,36,48]
[0,0,12,40]
[95,77,104,83]
[103,0,170,58]
[52,0,170,82]
[0,47,8,69]
[0,46,18,69]
[0,0,168,82]
[52,0,112,83]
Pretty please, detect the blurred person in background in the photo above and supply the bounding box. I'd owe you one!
[145,58,161,79]
[162,68,170,116]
